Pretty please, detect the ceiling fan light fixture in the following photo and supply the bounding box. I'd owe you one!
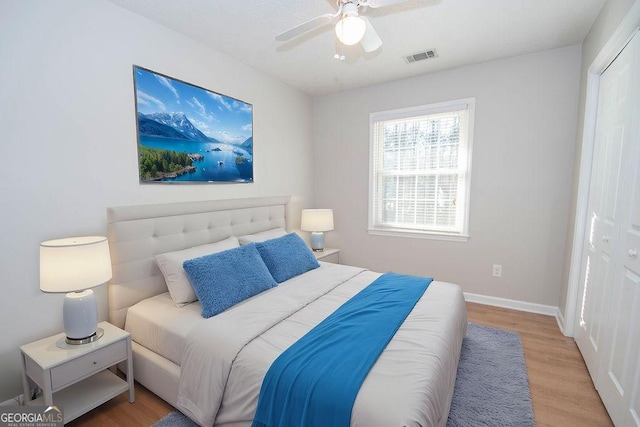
[335,16,366,46]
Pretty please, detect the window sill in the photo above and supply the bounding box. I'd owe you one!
[367,228,469,242]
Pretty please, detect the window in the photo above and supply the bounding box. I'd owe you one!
[368,98,474,241]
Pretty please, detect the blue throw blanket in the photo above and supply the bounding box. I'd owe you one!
[252,272,433,427]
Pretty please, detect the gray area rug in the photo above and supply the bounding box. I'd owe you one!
[153,323,534,427]
[446,323,535,426]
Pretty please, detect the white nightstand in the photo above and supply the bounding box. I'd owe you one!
[20,321,134,424]
[313,247,340,264]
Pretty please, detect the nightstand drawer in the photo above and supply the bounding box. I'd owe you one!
[50,340,127,390]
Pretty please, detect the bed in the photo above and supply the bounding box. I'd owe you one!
[107,196,467,427]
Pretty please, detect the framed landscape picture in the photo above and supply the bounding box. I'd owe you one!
[132,66,253,183]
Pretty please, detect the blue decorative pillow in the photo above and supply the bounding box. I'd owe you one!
[255,233,320,283]
[183,244,277,318]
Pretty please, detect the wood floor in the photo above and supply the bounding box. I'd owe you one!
[466,303,612,427]
[67,302,613,426]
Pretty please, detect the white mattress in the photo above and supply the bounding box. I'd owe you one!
[124,292,202,366]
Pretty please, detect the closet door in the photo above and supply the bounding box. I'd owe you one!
[596,30,640,427]
[574,33,630,382]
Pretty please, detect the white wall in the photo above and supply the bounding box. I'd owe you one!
[313,45,581,308]
[0,0,313,400]
[559,0,637,318]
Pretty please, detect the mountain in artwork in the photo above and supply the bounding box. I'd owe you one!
[137,112,220,143]
[240,136,253,152]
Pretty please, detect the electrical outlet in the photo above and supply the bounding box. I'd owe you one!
[492,264,502,278]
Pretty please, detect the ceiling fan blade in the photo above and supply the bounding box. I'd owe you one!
[365,0,411,8]
[361,17,382,52]
[276,13,337,42]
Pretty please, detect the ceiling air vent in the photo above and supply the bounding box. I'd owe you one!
[405,49,438,64]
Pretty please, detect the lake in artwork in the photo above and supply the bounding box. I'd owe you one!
[133,66,253,183]
[139,136,253,183]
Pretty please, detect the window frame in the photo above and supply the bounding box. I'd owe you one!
[367,98,475,242]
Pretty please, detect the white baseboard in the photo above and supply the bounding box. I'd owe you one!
[555,308,568,336]
[464,292,561,323]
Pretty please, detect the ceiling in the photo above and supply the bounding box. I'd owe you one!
[108,0,606,96]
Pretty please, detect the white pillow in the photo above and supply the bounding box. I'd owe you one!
[155,236,240,307]
[238,228,287,245]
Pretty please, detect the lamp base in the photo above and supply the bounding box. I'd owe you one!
[310,232,325,252]
[65,327,104,345]
[63,289,100,345]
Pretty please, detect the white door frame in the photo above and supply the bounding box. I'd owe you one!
[564,1,640,337]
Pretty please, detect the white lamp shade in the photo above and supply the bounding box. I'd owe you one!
[335,16,366,46]
[301,209,334,232]
[40,236,112,293]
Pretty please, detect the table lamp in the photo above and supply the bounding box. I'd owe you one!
[40,236,112,345]
[301,209,334,252]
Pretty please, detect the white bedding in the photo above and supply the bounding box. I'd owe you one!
[175,263,467,427]
[124,292,201,366]
[124,285,286,366]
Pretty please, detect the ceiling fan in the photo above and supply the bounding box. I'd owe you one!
[275,0,410,54]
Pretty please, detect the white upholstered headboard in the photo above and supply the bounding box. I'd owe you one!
[107,196,291,328]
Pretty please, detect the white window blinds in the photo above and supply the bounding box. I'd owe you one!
[369,99,474,240]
